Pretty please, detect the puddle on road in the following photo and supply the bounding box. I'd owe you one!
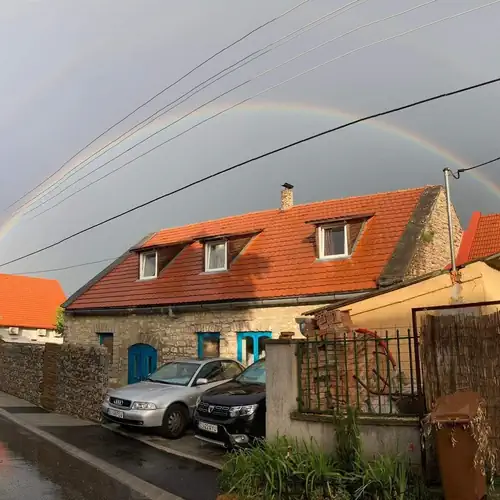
[0,416,147,500]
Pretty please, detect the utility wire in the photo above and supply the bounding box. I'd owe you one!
[11,150,500,275]
[452,156,500,179]
[26,0,437,219]
[2,74,500,269]
[19,0,370,217]
[13,258,116,275]
[30,0,497,220]
[3,0,311,213]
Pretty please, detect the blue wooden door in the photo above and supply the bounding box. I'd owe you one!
[128,344,158,384]
[237,332,272,365]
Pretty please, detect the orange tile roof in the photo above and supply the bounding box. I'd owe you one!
[0,274,66,329]
[66,186,434,310]
[456,212,500,266]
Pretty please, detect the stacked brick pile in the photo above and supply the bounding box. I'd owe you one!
[299,309,397,413]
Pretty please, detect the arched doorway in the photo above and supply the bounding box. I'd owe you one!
[128,343,158,384]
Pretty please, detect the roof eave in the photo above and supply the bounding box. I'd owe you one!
[64,290,373,315]
[304,268,448,316]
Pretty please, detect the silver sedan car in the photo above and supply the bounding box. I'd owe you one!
[102,358,244,439]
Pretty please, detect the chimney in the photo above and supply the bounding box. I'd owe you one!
[280,183,294,210]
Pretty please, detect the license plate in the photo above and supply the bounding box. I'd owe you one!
[108,408,124,419]
[198,421,218,433]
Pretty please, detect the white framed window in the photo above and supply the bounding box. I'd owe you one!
[205,240,228,272]
[318,224,348,259]
[139,251,158,279]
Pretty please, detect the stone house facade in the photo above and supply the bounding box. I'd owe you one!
[64,184,462,387]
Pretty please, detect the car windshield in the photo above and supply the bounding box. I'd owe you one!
[235,358,266,384]
[147,362,200,386]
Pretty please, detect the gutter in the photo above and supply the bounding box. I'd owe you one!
[65,291,368,317]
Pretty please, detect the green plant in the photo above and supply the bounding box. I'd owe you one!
[352,454,429,500]
[218,437,347,499]
[421,230,435,243]
[334,407,362,472]
[218,411,430,499]
[55,307,65,336]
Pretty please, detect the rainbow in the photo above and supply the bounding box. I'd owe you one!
[0,100,497,243]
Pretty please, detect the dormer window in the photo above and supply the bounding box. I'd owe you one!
[139,251,157,279]
[205,240,228,272]
[318,224,348,260]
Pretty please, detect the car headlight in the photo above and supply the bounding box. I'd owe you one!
[195,396,202,408]
[104,394,110,403]
[229,404,258,418]
[130,401,157,410]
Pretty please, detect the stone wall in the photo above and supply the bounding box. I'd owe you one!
[0,341,44,405]
[55,343,109,421]
[64,303,328,386]
[406,188,462,278]
[0,340,108,421]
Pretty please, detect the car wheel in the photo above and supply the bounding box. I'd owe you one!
[160,403,188,439]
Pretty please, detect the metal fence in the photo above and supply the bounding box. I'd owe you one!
[296,328,423,416]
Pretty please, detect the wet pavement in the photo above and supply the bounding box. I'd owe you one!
[39,424,219,500]
[0,392,222,500]
[0,415,148,500]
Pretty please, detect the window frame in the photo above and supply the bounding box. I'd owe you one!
[204,240,228,272]
[317,224,348,260]
[139,251,158,280]
[194,361,224,384]
[97,332,114,364]
[197,332,220,359]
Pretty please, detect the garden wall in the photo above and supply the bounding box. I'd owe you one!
[266,339,421,463]
[0,340,108,421]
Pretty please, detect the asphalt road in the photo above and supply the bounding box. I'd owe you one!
[0,409,220,500]
[0,415,148,500]
[40,424,219,500]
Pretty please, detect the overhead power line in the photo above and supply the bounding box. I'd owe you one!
[28,0,445,219]
[13,257,116,275]
[452,155,500,178]
[1,74,500,269]
[3,0,312,213]
[20,0,371,217]
[12,153,500,276]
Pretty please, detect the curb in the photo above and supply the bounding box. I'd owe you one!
[0,408,182,500]
[103,424,224,471]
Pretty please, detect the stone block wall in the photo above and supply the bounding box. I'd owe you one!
[64,303,329,386]
[0,340,108,422]
[0,341,44,405]
[406,188,462,278]
[55,343,109,421]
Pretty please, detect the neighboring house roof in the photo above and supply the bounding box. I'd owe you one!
[456,212,500,266]
[65,185,442,311]
[303,269,447,316]
[0,274,66,329]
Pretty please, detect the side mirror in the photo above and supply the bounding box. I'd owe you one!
[196,378,209,386]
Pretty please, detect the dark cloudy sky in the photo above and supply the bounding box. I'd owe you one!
[0,0,499,295]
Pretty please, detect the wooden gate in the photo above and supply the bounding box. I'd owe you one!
[40,343,61,411]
